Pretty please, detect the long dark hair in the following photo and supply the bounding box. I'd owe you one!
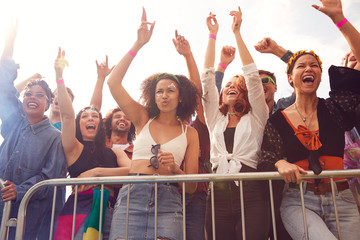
[75,106,106,154]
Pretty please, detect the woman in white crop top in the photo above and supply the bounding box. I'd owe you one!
[107,8,199,240]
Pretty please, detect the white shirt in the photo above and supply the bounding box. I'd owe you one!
[201,63,268,174]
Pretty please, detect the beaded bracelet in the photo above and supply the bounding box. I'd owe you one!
[56,78,64,84]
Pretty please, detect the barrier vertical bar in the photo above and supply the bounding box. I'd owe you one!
[98,184,104,240]
[71,185,78,240]
[125,184,131,240]
[48,186,57,240]
[0,179,12,240]
[154,182,158,240]
[182,182,186,240]
[299,181,308,240]
[268,180,277,240]
[330,178,342,240]
[210,181,216,240]
[239,180,246,240]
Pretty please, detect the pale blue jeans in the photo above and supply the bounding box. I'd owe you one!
[280,182,360,240]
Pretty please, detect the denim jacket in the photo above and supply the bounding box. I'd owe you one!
[0,57,66,239]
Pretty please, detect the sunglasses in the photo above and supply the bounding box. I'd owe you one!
[148,144,161,169]
[261,77,276,85]
[23,91,48,100]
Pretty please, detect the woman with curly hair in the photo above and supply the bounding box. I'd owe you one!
[107,8,199,240]
[202,7,270,240]
[258,0,360,239]
[53,48,131,240]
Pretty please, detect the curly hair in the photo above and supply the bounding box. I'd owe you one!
[25,79,54,106]
[140,73,199,121]
[219,75,251,116]
[75,106,106,153]
[104,107,136,143]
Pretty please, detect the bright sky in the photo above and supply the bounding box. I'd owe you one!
[0,0,360,144]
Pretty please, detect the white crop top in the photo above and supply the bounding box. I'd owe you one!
[132,118,188,166]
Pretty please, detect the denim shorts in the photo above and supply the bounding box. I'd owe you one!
[109,182,183,240]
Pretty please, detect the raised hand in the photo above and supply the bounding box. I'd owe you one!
[54,47,69,79]
[254,37,280,54]
[206,12,219,35]
[230,7,242,33]
[220,46,236,66]
[172,30,191,57]
[312,0,344,22]
[136,7,155,47]
[96,55,115,79]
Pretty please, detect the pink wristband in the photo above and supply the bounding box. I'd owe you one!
[218,62,227,69]
[209,34,217,40]
[56,79,64,84]
[128,50,137,58]
[336,18,348,28]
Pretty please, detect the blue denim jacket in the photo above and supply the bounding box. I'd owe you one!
[0,57,66,239]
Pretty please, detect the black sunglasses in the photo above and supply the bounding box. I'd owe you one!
[148,144,161,169]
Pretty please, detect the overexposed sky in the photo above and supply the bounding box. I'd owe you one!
[0,0,360,144]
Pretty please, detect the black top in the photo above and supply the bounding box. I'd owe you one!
[68,141,118,178]
[258,65,360,172]
[224,127,236,154]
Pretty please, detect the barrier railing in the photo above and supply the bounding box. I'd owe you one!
[0,179,15,240]
[9,169,360,240]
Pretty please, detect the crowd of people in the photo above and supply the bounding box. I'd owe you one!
[0,0,360,239]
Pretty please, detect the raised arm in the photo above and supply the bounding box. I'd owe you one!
[172,30,205,123]
[313,0,360,71]
[107,7,155,130]
[54,48,82,166]
[90,55,114,111]
[230,6,253,66]
[254,37,293,63]
[215,46,236,92]
[204,12,218,69]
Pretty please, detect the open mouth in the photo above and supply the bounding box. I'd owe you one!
[86,124,96,130]
[227,90,238,95]
[27,102,39,109]
[302,75,314,83]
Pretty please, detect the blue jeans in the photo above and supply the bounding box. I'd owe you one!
[185,191,206,240]
[109,183,183,240]
[281,183,360,240]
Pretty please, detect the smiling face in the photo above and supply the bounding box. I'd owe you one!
[288,54,322,96]
[22,85,49,123]
[154,79,180,113]
[222,76,242,106]
[79,109,101,141]
[111,110,131,134]
[261,73,277,104]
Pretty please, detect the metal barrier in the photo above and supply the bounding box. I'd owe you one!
[9,169,360,240]
[0,179,15,240]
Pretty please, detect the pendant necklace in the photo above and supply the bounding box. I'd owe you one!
[294,103,315,128]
